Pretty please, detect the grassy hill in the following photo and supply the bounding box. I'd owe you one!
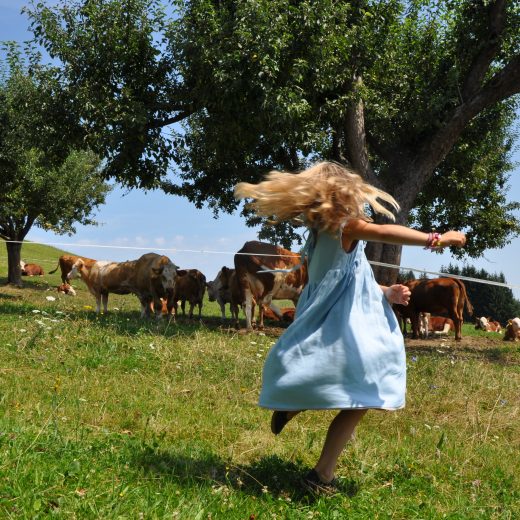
[0,242,518,518]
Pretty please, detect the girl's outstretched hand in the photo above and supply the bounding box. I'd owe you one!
[383,284,411,306]
[439,231,466,248]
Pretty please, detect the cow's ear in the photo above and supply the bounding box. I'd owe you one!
[223,266,229,274]
[177,269,187,276]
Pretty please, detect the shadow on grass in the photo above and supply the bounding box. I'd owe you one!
[0,292,18,301]
[0,301,43,315]
[71,311,290,339]
[1,278,53,292]
[133,447,359,502]
[406,343,518,365]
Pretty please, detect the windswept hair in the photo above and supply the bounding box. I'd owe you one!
[234,161,399,233]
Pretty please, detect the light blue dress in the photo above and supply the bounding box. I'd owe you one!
[258,230,406,411]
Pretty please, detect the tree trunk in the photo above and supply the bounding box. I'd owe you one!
[6,240,23,286]
[364,210,409,286]
[365,241,403,286]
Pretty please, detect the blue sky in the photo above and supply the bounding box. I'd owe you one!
[2,0,520,296]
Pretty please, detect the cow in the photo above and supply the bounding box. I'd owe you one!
[206,266,241,322]
[429,316,455,335]
[67,252,178,317]
[418,313,454,337]
[49,254,97,283]
[20,261,44,276]
[419,312,430,338]
[56,283,76,296]
[394,277,473,341]
[167,269,207,319]
[234,241,308,330]
[475,316,502,332]
[262,305,296,323]
[503,317,520,341]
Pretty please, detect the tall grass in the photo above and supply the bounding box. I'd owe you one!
[0,243,518,518]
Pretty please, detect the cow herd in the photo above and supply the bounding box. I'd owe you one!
[22,240,308,330]
[19,241,520,341]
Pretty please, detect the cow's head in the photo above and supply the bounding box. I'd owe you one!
[67,259,84,280]
[206,281,216,301]
[152,257,178,292]
[19,260,26,270]
[476,316,489,330]
[206,266,232,301]
[57,283,76,296]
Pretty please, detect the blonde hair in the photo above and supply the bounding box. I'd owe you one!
[234,161,399,233]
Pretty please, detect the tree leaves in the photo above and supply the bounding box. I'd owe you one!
[20,0,520,262]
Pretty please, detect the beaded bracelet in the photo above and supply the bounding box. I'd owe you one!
[424,232,442,250]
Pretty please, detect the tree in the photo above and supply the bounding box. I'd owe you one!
[25,1,520,283]
[442,264,520,323]
[0,47,110,286]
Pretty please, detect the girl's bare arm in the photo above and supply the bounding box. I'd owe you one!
[342,219,466,250]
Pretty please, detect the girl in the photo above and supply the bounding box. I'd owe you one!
[234,161,466,494]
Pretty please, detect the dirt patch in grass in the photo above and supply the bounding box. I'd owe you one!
[405,335,519,365]
[205,318,519,365]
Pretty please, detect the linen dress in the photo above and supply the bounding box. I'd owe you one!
[258,230,406,411]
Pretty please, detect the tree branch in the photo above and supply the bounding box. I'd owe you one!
[331,126,348,164]
[461,0,507,100]
[146,110,192,129]
[21,215,36,238]
[400,53,520,209]
[344,75,381,188]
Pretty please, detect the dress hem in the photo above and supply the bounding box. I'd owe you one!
[258,403,405,412]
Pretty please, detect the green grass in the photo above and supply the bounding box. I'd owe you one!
[0,242,519,518]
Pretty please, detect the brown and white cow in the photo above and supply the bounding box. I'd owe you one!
[419,312,430,338]
[475,316,502,332]
[167,269,207,319]
[206,266,241,323]
[49,254,97,283]
[429,316,455,335]
[394,277,473,341]
[503,317,520,341]
[262,305,296,323]
[56,283,76,296]
[20,261,44,276]
[234,241,308,330]
[418,313,454,337]
[67,252,178,317]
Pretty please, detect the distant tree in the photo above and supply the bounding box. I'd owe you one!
[0,46,110,286]
[442,263,520,323]
[25,0,520,284]
[397,269,416,283]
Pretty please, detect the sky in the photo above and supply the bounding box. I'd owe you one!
[2,1,520,296]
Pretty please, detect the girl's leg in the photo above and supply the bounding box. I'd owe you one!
[271,410,302,434]
[313,409,367,483]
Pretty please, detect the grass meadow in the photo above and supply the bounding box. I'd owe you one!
[0,243,519,519]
